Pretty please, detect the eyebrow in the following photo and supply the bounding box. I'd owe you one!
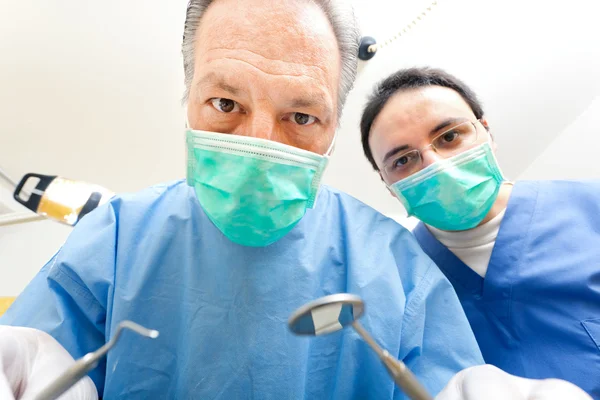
[289,96,333,121]
[382,144,410,165]
[381,117,469,165]
[430,117,467,135]
[196,72,241,96]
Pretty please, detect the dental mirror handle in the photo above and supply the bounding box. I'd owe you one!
[352,322,433,400]
[33,321,159,400]
[380,351,433,400]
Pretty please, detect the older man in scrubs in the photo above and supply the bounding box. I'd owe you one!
[361,66,599,398]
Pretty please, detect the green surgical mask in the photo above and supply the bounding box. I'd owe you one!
[186,129,331,247]
[389,142,504,231]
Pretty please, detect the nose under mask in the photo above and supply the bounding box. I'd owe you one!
[185,127,335,247]
[388,142,505,231]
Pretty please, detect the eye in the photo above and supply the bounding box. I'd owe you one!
[210,98,241,113]
[395,155,410,166]
[393,151,418,169]
[442,131,459,143]
[291,112,317,126]
[434,130,463,150]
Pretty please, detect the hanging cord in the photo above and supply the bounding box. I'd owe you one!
[358,0,439,60]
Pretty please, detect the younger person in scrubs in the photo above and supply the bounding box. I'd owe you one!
[360,67,600,398]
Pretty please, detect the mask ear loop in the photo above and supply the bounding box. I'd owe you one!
[485,131,513,187]
[184,105,191,130]
[308,130,338,209]
[324,131,338,157]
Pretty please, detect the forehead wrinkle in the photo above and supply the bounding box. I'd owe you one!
[203,47,329,81]
[216,57,323,82]
[211,47,330,76]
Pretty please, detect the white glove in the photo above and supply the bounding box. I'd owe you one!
[436,364,592,400]
[0,326,97,400]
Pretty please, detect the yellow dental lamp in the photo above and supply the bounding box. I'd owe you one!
[0,167,114,227]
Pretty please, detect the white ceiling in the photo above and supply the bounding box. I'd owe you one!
[0,0,598,218]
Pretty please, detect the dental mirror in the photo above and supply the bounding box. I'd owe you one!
[288,294,432,400]
[288,293,364,336]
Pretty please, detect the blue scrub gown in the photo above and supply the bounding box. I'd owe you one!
[1,181,482,399]
[414,180,600,398]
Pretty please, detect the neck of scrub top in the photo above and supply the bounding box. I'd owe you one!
[479,182,513,226]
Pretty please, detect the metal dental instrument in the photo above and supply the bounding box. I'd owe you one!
[288,294,433,400]
[33,321,159,400]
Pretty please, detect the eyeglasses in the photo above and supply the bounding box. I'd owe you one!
[382,119,483,182]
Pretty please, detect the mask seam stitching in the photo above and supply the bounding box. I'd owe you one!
[189,133,323,160]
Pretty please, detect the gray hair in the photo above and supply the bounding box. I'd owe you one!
[182,0,360,119]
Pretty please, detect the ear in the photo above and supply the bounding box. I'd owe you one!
[480,117,498,151]
[480,117,490,131]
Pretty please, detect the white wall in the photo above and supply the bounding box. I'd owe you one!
[0,184,71,296]
[518,95,600,180]
[0,0,189,296]
[0,0,598,295]
[0,222,70,296]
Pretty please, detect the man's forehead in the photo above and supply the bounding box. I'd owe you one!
[195,0,339,72]
[379,87,474,124]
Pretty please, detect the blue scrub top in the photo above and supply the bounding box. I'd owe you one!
[1,181,482,399]
[414,180,600,398]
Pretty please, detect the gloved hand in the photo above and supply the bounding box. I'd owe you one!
[0,326,97,400]
[436,364,592,400]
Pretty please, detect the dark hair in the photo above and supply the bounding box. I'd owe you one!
[360,67,485,170]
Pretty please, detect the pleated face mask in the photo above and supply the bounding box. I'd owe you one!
[389,142,505,231]
[186,129,332,247]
